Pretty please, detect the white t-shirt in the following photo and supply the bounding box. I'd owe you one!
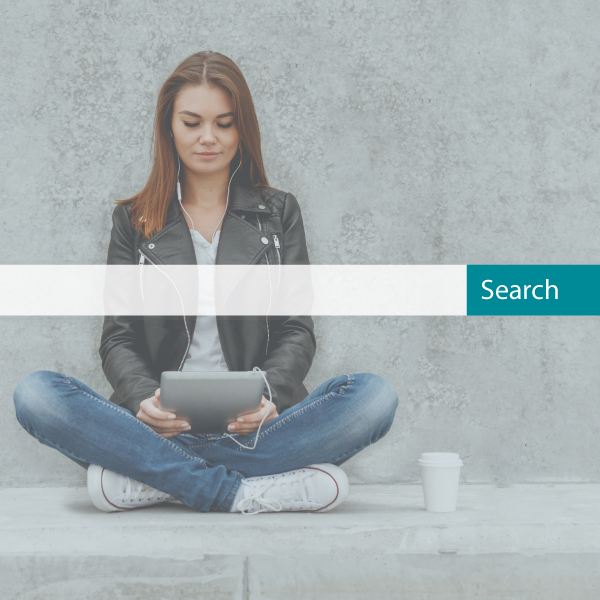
[181,229,229,372]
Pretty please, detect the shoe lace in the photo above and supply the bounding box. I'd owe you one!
[236,469,323,515]
[118,478,174,504]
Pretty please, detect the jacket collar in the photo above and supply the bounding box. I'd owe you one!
[140,168,275,267]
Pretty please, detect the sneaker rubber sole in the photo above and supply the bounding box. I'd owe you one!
[305,463,350,512]
[87,464,127,513]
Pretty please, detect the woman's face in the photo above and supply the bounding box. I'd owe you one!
[171,84,240,178]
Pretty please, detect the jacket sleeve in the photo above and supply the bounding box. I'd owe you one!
[98,203,161,415]
[260,192,317,414]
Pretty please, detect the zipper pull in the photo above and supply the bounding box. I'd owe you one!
[272,234,282,271]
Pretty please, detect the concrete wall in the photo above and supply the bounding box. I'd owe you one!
[2,0,600,486]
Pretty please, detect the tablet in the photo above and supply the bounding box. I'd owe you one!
[158,371,264,434]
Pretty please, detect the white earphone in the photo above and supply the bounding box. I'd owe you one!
[171,131,242,372]
[171,129,241,243]
[169,133,273,449]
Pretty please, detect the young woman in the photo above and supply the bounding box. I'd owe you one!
[13,51,399,515]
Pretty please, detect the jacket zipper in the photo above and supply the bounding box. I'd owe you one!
[272,234,281,264]
[256,216,282,266]
[139,253,145,302]
[256,215,275,356]
[138,249,191,371]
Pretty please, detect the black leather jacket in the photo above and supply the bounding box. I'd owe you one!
[99,172,316,417]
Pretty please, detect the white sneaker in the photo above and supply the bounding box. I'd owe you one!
[233,463,349,515]
[87,464,174,512]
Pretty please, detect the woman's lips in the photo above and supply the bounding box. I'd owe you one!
[195,152,220,160]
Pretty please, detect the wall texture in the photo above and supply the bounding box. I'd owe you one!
[2,0,600,486]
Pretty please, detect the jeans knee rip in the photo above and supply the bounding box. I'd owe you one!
[335,374,354,395]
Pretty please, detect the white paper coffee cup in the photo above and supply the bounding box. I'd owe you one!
[418,452,463,512]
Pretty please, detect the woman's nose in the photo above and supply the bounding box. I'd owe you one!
[197,123,217,143]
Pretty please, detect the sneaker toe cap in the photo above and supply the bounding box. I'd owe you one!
[309,467,345,507]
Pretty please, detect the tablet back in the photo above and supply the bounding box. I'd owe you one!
[159,371,264,434]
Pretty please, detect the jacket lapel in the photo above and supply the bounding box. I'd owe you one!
[139,170,273,267]
[138,198,196,266]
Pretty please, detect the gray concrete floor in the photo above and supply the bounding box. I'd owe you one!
[2,483,600,599]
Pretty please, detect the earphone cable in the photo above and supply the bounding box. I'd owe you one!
[223,366,273,450]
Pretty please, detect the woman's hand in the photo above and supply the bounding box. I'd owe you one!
[136,388,191,438]
[227,396,278,435]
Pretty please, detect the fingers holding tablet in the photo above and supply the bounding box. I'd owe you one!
[227,396,278,435]
[136,389,191,438]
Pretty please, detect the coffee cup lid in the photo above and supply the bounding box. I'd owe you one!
[418,452,464,467]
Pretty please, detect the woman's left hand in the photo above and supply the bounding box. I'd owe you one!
[227,396,278,435]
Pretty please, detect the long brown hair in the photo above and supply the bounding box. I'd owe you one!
[116,51,269,239]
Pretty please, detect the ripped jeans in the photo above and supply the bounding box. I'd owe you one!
[13,370,398,512]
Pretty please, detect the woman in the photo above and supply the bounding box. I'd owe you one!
[13,51,399,515]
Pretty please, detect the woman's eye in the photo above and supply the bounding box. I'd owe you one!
[183,122,234,128]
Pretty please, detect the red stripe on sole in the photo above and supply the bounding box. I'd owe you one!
[307,466,340,511]
[100,467,133,511]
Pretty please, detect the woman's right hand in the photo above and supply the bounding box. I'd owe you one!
[136,388,191,438]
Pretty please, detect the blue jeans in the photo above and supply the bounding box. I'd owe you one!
[13,370,398,512]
